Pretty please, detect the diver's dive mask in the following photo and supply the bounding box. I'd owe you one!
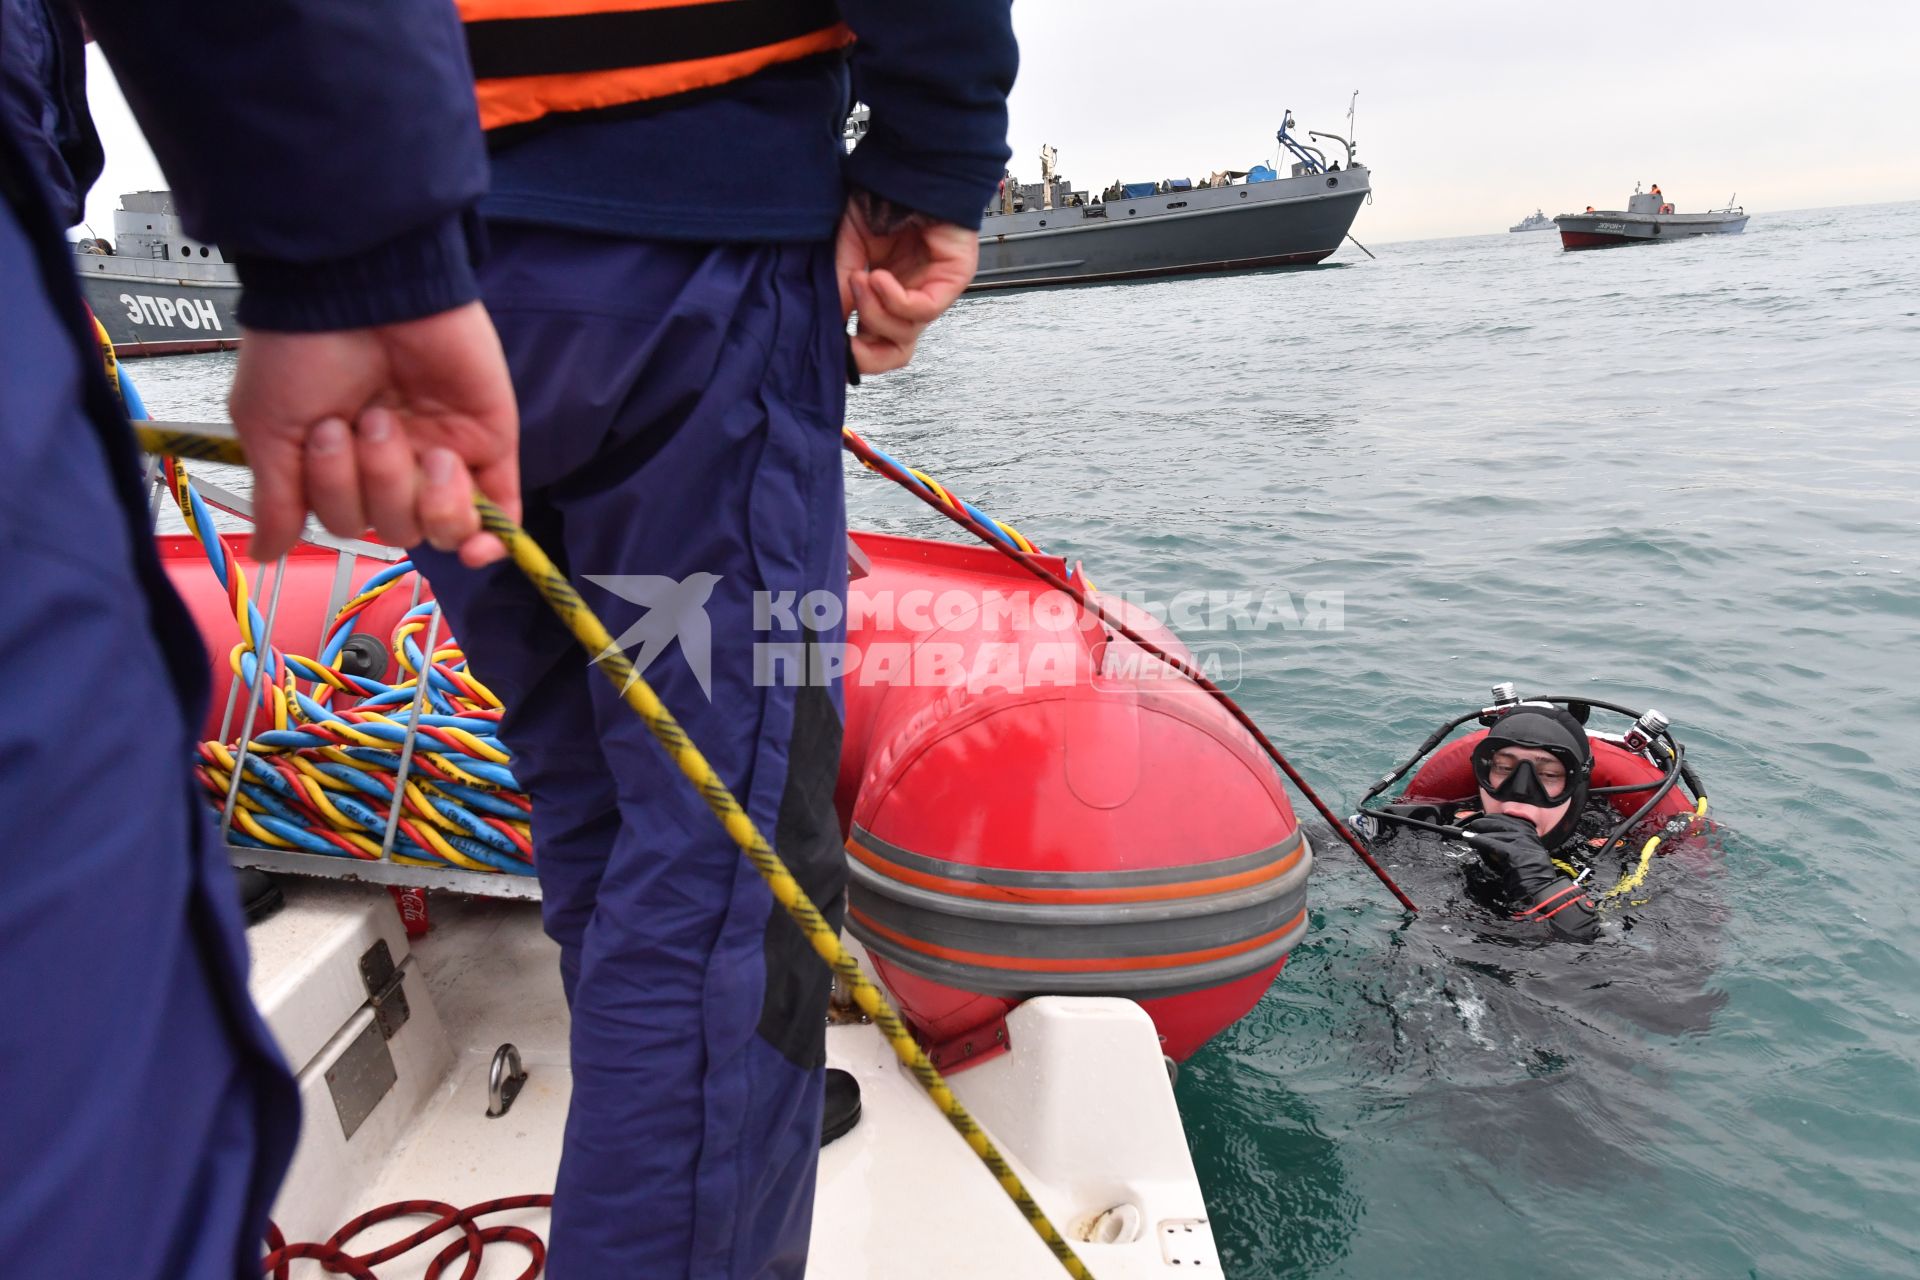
[1471,743,1578,807]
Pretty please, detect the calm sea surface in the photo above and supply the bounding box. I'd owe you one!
[133,200,1920,1279]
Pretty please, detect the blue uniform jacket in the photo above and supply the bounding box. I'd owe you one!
[1,0,100,227]
[62,0,491,331]
[486,1,1019,241]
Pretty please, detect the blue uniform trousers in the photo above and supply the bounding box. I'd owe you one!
[414,223,850,1279]
[0,170,298,1274]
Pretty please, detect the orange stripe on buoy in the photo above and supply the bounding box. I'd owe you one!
[845,837,1303,906]
[848,906,1307,974]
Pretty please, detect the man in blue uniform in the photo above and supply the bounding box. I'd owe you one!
[1,0,517,1273]
[394,6,1019,1276]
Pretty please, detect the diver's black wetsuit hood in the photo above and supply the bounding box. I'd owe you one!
[1470,706,1594,849]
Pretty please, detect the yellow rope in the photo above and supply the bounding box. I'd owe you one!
[135,424,1093,1279]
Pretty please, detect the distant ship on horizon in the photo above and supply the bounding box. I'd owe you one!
[1510,209,1554,232]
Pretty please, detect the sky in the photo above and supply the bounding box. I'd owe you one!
[79,0,1920,245]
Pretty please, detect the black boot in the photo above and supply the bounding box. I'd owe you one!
[821,1068,862,1147]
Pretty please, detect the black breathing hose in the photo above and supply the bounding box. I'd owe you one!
[1597,742,1688,855]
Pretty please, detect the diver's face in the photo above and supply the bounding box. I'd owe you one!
[1477,745,1571,839]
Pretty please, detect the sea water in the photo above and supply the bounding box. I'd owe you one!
[135,199,1920,1279]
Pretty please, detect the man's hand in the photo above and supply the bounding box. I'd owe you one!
[835,191,978,374]
[227,301,520,567]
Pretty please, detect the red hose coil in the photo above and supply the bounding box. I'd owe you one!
[262,1195,553,1279]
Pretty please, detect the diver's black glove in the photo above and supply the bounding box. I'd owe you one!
[1462,815,1600,942]
[1462,815,1555,888]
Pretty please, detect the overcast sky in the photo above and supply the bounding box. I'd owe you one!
[80,0,1918,245]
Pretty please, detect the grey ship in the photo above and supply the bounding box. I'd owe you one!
[844,107,1372,291]
[1510,209,1554,232]
[1553,184,1748,250]
[969,111,1370,290]
[73,191,241,358]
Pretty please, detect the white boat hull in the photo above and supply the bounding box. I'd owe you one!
[250,882,1226,1277]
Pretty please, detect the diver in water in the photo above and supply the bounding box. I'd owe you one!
[1355,686,1709,944]
[1363,705,1602,941]
[1446,708,1603,942]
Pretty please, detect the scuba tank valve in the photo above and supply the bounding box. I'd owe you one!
[1621,708,1670,755]
[1477,681,1522,726]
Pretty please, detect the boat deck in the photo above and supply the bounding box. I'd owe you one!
[248,879,1223,1277]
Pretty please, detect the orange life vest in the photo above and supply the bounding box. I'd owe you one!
[461,0,853,138]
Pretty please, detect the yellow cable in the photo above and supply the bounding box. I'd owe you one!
[841,429,1056,571]
[398,776,462,833]
[1602,835,1661,901]
[450,666,503,709]
[132,424,1092,1279]
[431,724,512,765]
[289,757,354,792]
[91,315,123,403]
[297,774,365,834]
[420,754,501,792]
[285,655,354,694]
[1601,796,1708,908]
[409,818,491,871]
[231,807,297,850]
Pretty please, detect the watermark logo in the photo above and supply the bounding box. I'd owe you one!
[1091,638,1245,692]
[751,586,1342,636]
[584,573,723,699]
[587,577,1339,698]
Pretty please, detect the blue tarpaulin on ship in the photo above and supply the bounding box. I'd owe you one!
[1247,165,1278,183]
[1120,182,1155,199]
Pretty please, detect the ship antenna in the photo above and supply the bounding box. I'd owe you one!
[1347,90,1359,154]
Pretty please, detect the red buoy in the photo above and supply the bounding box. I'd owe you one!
[835,533,1307,1062]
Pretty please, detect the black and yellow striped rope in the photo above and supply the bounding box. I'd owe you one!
[134,423,1093,1279]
